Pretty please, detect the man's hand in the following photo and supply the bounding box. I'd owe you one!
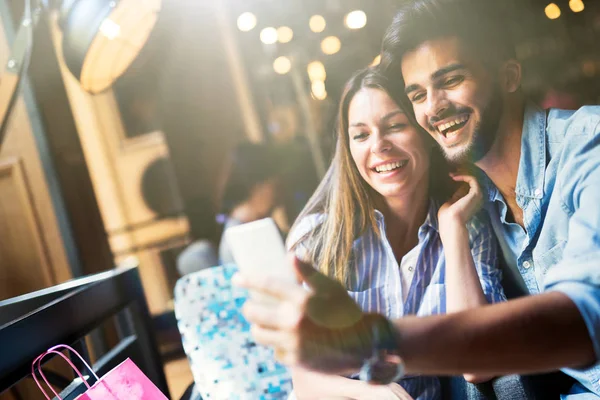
[233,256,371,375]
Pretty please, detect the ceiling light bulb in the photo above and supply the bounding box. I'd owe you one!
[345,10,367,30]
[273,56,292,75]
[237,12,257,32]
[321,36,341,55]
[309,15,326,33]
[260,27,278,44]
[545,3,561,19]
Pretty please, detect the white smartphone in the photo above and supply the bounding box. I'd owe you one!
[225,218,298,293]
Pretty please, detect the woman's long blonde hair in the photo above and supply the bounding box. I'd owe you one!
[288,67,451,286]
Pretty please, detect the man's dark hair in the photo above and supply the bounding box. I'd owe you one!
[381,0,516,74]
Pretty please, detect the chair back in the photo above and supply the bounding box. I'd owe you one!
[0,265,170,399]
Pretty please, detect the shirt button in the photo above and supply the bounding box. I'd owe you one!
[408,266,414,272]
[534,188,542,196]
[523,261,532,269]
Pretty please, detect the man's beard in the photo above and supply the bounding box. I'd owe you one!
[441,87,503,165]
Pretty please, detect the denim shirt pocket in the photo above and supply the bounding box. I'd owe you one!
[347,287,387,315]
[536,239,567,284]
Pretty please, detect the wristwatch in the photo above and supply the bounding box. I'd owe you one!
[358,314,405,385]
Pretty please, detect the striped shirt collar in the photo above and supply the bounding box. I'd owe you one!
[373,198,441,233]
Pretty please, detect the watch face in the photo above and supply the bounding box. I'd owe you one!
[370,357,404,385]
[360,353,405,385]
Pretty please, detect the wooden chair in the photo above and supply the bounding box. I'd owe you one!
[0,265,180,399]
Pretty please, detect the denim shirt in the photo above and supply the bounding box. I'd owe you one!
[483,103,600,398]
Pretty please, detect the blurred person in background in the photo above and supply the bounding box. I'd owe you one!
[281,67,506,399]
[540,84,581,110]
[218,141,284,265]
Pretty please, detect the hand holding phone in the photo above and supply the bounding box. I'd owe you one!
[225,218,299,301]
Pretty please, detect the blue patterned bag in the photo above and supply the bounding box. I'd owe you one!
[174,265,293,400]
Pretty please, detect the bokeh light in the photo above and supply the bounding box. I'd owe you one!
[312,80,327,100]
[309,15,326,33]
[321,36,341,55]
[260,27,278,44]
[569,0,584,13]
[277,26,294,43]
[237,12,257,32]
[345,10,367,30]
[307,61,326,81]
[545,3,561,19]
[273,56,292,74]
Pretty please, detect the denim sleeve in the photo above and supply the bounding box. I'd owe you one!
[467,213,507,304]
[545,120,600,360]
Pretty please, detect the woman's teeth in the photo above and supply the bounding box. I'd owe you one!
[375,160,408,173]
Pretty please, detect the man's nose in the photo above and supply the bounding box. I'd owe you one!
[426,89,449,119]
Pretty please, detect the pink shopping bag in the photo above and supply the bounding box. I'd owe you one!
[32,344,168,400]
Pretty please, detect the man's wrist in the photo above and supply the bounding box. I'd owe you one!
[357,314,404,384]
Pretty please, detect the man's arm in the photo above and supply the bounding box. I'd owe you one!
[394,291,594,376]
[235,259,595,377]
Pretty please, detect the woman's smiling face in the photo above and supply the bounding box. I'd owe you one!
[348,87,430,200]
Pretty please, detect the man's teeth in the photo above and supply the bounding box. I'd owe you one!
[437,115,469,134]
[375,160,408,173]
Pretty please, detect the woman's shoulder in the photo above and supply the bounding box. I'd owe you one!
[465,210,494,240]
[287,213,326,250]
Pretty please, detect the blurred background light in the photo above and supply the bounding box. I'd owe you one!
[311,80,327,100]
[307,61,326,81]
[260,27,278,44]
[570,0,585,13]
[345,10,367,30]
[545,3,561,19]
[309,15,326,33]
[99,19,121,40]
[277,26,294,43]
[273,56,292,74]
[321,36,341,55]
[237,12,257,32]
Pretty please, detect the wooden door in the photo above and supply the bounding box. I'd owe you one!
[0,9,71,300]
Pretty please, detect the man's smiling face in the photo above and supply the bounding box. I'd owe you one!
[401,36,503,164]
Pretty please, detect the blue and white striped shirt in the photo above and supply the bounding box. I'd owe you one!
[289,200,506,400]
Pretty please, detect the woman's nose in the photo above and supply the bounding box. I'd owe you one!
[371,132,392,154]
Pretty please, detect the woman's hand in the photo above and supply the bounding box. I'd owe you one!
[384,382,415,400]
[233,255,372,375]
[438,174,483,232]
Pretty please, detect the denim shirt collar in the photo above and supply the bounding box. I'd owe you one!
[482,102,547,202]
[515,102,547,199]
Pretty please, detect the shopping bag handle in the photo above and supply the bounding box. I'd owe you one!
[32,345,99,400]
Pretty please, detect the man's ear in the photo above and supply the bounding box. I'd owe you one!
[500,60,522,93]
